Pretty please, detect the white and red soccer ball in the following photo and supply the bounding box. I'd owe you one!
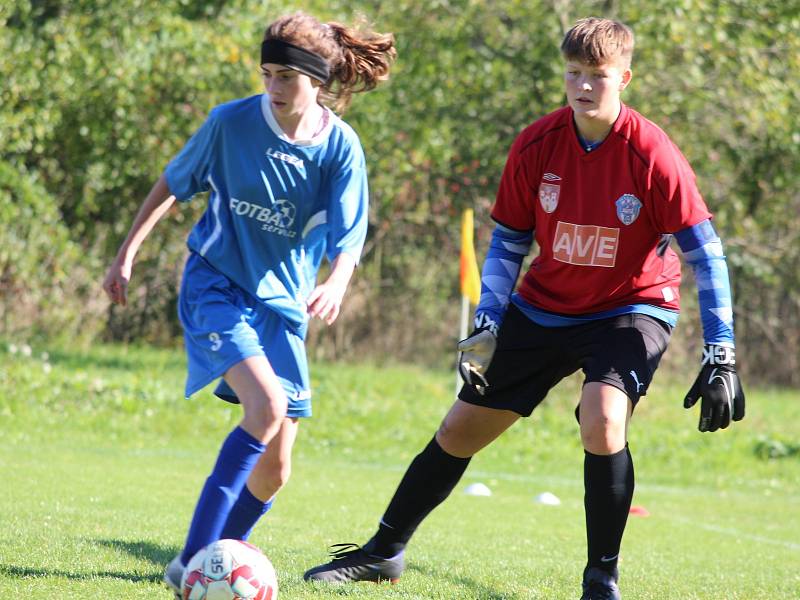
[181,539,277,600]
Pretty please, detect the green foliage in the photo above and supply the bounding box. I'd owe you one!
[1,0,798,382]
[0,161,102,340]
[754,435,800,460]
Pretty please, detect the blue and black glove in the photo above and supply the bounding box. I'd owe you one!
[684,344,745,432]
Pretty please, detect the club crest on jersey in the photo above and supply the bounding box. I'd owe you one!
[615,194,642,225]
[539,183,560,213]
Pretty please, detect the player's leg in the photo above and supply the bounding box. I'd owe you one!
[370,400,521,555]
[220,416,300,540]
[178,357,287,565]
[579,381,631,600]
[218,302,310,540]
[577,313,672,600]
[303,400,519,583]
[165,357,288,595]
[225,355,289,442]
[579,382,631,455]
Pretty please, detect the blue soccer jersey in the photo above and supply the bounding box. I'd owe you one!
[165,94,369,336]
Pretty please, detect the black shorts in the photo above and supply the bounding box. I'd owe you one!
[458,304,673,417]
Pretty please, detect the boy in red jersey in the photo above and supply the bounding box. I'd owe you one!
[303,17,744,599]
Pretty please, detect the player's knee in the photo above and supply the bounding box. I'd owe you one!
[580,414,626,454]
[435,417,462,451]
[249,449,292,494]
[262,462,291,494]
[434,418,476,458]
[242,396,287,429]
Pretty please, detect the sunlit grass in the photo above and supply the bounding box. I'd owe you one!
[1,342,798,598]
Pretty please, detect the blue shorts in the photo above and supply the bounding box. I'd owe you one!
[178,253,311,418]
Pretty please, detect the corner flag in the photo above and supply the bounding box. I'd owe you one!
[460,208,481,305]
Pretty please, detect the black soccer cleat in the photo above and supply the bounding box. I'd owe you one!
[303,540,404,584]
[581,566,621,600]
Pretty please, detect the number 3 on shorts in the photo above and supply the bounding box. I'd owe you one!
[209,332,223,351]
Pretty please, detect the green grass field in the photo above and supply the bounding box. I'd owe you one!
[1,342,798,599]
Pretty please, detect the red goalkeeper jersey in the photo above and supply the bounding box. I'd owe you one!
[491,103,711,315]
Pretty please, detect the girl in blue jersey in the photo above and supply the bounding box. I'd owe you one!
[102,11,395,595]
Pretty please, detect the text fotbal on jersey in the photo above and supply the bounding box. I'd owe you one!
[229,197,297,238]
[552,221,619,267]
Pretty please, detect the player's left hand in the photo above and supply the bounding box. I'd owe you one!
[306,280,347,325]
[684,344,745,432]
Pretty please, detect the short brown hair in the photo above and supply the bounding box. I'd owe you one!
[561,17,634,68]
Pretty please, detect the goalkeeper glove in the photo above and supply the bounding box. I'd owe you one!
[457,313,498,395]
[684,344,745,432]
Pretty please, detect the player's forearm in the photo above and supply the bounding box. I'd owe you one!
[325,252,357,289]
[474,224,533,333]
[114,174,176,266]
[674,220,735,346]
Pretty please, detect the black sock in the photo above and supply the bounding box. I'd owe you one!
[584,445,634,575]
[370,436,471,558]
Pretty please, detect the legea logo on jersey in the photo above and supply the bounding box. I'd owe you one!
[552,221,619,267]
[266,148,305,170]
[539,183,560,213]
[615,194,642,225]
[229,197,297,237]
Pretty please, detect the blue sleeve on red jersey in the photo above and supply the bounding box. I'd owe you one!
[473,224,533,334]
[674,219,735,346]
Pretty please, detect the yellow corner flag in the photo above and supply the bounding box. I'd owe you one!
[460,208,481,305]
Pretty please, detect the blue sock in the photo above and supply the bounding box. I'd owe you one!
[220,484,274,541]
[180,426,266,565]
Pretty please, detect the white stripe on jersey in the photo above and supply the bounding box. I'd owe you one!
[302,210,327,239]
[259,169,276,203]
[198,175,223,257]
[268,158,288,191]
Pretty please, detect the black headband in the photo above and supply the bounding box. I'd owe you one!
[260,39,330,83]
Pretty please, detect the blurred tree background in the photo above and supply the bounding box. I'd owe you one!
[1,0,798,385]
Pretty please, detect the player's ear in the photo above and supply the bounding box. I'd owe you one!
[620,68,632,91]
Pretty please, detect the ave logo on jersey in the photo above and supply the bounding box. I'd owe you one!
[552,221,619,267]
[539,183,560,213]
[615,194,642,225]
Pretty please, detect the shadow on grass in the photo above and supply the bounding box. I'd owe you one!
[0,539,180,585]
[96,538,179,566]
[0,564,162,584]
[406,563,526,600]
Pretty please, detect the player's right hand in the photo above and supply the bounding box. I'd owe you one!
[457,328,497,395]
[102,260,132,306]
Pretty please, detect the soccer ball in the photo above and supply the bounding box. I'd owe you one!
[181,539,277,600]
